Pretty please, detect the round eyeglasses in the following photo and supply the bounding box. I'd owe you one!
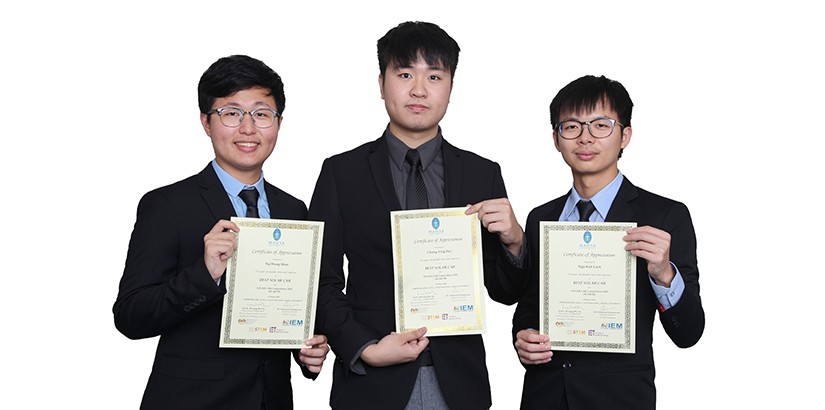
[208,107,281,129]
[557,118,623,140]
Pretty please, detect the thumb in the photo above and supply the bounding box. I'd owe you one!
[400,327,427,341]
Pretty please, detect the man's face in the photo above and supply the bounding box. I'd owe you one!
[553,101,631,182]
[379,56,452,146]
[200,87,280,183]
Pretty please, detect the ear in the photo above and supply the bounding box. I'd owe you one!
[201,113,212,137]
[553,131,562,152]
[378,74,385,99]
[620,126,632,149]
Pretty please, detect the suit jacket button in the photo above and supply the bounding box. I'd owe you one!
[562,361,572,369]
[671,316,681,327]
[183,306,191,312]
[199,295,207,302]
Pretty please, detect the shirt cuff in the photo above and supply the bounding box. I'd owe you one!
[649,262,685,310]
[350,339,379,375]
[502,240,527,269]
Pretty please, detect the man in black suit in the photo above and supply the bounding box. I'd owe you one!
[512,75,705,409]
[307,22,527,410]
[113,55,329,410]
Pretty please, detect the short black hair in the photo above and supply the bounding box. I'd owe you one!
[549,75,633,129]
[197,55,285,115]
[377,21,460,79]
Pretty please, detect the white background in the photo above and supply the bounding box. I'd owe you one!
[2,1,822,408]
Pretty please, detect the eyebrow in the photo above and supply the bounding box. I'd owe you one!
[560,115,613,122]
[391,64,447,71]
[222,101,273,108]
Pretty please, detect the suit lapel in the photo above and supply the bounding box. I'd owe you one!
[442,140,463,207]
[263,183,280,219]
[604,177,639,223]
[197,164,236,220]
[367,136,402,211]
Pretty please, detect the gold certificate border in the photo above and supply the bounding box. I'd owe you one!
[220,217,323,348]
[392,208,485,336]
[539,222,636,352]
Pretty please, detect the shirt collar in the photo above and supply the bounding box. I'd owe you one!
[211,159,266,198]
[562,171,624,222]
[384,127,443,172]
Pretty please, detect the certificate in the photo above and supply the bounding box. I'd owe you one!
[539,222,636,353]
[219,217,323,349]
[391,207,485,336]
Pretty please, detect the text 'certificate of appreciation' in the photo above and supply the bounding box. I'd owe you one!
[539,222,636,353]
[219,217,323,349]
[391,207,486,336]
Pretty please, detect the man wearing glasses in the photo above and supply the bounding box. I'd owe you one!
[114,55,329,409]
[511,75,705,409]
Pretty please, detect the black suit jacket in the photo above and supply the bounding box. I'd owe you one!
[513,177,705,410]
[113,164,314,410]
[307,136,526,410]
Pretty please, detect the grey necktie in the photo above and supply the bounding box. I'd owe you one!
[405,149,429,210]
[238,188,260,218]
[576,200,596,222]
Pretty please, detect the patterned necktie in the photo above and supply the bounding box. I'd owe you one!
[238,188,260,218]
[576,200,596,222]
[405,149,429,210]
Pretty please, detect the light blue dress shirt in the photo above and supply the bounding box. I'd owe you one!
[211,160,270,219]
[559,171,685,310]
[210,160,270,286]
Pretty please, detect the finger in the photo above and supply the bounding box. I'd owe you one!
[305,335,327,347]
[518,351,553,365]
[300,351,327,365]
[465,202,482,215]
[300,347,328,358]
[414,336,430,352]
[516,338,552,353]
[208,219,239,234]
[399,327,427,342]
[517,329,548,343]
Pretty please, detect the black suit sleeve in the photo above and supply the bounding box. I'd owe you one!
[113,190,225,340]
[482,164,529,305]
[658,202,705,348]
[511,207,542,343]
[308,159,379,370]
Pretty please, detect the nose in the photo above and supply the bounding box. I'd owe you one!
[578,124,596,144]
[239,112,257,134]
[410,77,427,98]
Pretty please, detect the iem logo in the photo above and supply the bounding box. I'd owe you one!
[273,228,282,241]
[432,217,440,229]
[583,230,592,244]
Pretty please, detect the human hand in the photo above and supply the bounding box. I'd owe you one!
[624,226,675,287]
[466,198,524,257]
[514,329,553,365]
[300,335,330,373]
[360,327,429,367]
[203,220,239,281]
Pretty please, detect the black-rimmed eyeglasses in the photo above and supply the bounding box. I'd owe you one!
[557,118,623,140]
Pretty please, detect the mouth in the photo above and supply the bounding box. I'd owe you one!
[575,151,597,160]
[235,141,260,151]
[406,104,429,113]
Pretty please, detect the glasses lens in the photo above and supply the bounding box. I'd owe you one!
[251,109,276,128]
[590,119,614,138]
[559,121,583,139]
[218,108,244,127]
